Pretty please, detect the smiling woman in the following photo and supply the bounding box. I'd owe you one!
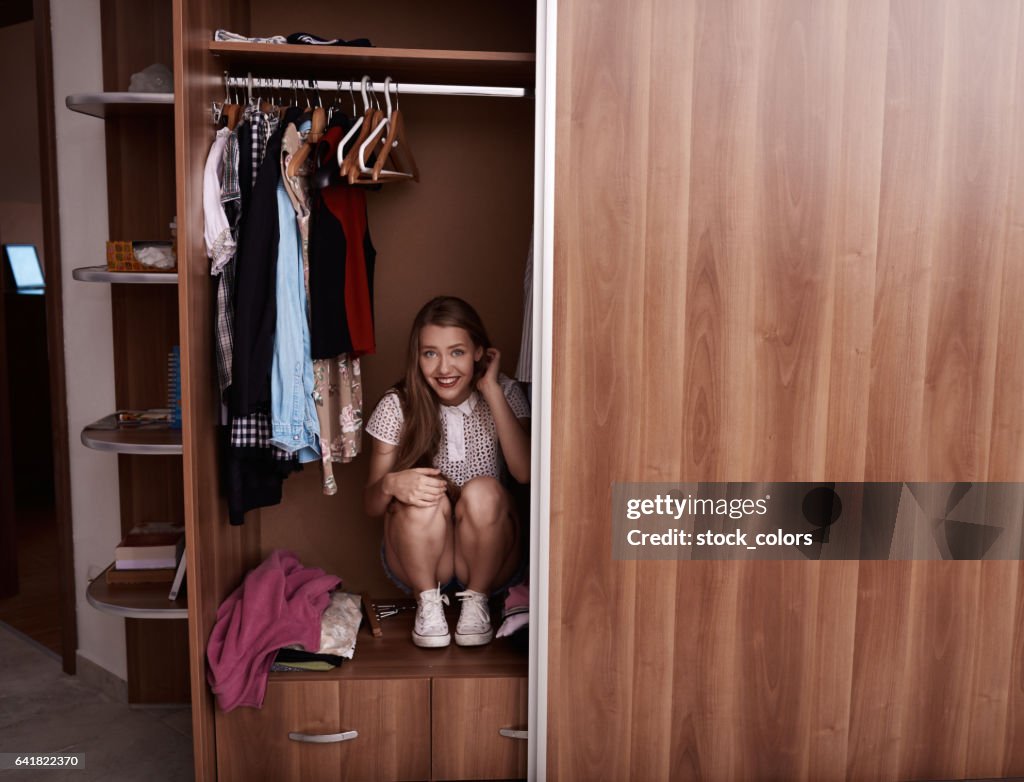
[363,296,530,649]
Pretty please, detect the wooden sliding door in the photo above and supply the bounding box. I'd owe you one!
[548,1,1024,780]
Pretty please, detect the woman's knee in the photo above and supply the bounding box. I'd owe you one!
[388,498,450,535]
[456,477,510,525]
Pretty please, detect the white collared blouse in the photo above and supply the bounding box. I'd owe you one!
[365,373,530,487]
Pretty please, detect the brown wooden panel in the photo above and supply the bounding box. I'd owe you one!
[101,0,173,94]
[216,679,346,782]
[125,617,191,703]
[173,1,256,780]
[431,677,528,781]
[551,1,1024,781]
[215,679,430,782]
[34,0,78,675]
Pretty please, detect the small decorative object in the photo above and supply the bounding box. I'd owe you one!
[128,63,173,93]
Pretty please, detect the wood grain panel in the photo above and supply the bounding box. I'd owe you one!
[173,0,252,778]
[125,617,191,703]
[549,0,655,776]
[864,0,947,482]
[551,0,1024,780]
[215,679,430,782]
[431,677,528,780]
[919,1,1019,482]
[34,0,78,675]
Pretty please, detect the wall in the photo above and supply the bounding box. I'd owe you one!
[49,0,124,681]
[550,1,1024,780]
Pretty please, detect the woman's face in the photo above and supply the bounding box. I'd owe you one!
[418,324,484,406]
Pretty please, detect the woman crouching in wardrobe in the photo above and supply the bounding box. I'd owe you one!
[364,296,530,647]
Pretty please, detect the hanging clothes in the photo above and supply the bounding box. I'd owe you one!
[309,124,377,359]
[281,121,364,495]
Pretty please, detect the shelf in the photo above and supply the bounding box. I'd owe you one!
[81,414,182,455]
[66,92,174,119]
[73,266,178,284]
[208,42,535,88]
[87,564,187,619]
[269,606,528,682]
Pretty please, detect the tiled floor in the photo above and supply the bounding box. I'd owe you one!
[0,623,193,781]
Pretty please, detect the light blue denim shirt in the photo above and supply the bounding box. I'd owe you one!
[269,177,320,461]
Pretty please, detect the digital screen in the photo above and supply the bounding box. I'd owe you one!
[5,244,44,291]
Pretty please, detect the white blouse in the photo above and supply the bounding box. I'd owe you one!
[366,374,530,487]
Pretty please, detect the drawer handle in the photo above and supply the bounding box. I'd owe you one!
[499,728,528,741]
[288,730,358,744]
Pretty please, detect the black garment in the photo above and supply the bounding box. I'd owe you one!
[308,126,377,360]
[230,121,286,415]
[274,648,345,665]
[222,428,301,525]
[285,32,372,47]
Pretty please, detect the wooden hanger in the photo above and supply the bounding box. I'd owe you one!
[341,80,384,180]
[351,78,414,185]
[286,99,327,178]
[370,83,419,183]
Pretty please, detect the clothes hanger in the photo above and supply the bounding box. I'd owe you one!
[370,81,419,183]
[340,77,378,178]
[286,81,327,178]
[220,73,245,130]
[353,77,393,179]
[352,78,413,184]
[336,76,371,168]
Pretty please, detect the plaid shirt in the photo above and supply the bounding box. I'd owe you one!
[229,110,290,460]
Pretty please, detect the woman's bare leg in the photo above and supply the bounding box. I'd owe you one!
[384,496,454,593]
[453,477,521,593]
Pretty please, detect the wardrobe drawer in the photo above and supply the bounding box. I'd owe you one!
[431,676,528,781]
[216,678,431,782]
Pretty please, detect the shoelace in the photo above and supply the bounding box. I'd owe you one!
[418,590,449,630]
[455,590,489,629]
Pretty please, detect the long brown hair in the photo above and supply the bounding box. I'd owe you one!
[392,296,492,472]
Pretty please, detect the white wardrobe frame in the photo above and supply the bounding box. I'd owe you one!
[530,0,557,779]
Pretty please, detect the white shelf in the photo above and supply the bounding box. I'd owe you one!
[66,92,174,119]
[81,414,182,455]
[87,565,187,619]
[73,266,177,284]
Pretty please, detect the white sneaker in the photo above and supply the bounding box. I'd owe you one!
[413,585,450,648]
[454,589,494,646]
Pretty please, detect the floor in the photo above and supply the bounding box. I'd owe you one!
[0,622,194,781]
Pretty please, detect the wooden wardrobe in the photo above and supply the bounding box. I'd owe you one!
[170,0,1024,780]
[173,1,537,780]
[548,1,1024,781]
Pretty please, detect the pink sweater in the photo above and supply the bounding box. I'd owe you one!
[206,550,341,711]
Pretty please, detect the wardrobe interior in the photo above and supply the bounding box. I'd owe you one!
[172,0,538,774]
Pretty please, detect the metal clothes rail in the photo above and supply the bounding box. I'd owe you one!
[224,74,531,100]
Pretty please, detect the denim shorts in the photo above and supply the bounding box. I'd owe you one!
[379,540,526,597]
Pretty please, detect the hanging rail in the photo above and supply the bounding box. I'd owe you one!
[224,75,531,99]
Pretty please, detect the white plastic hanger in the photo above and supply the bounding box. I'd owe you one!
[337,76,372,169]
[355,78,412,181]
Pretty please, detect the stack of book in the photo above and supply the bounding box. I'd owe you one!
[107,522,185,586]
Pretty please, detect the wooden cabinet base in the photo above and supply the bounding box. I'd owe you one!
[431,677,528,781]
[216,679,431,782]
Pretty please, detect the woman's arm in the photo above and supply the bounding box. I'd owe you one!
[477,348,531,483]
[364,437,447,517]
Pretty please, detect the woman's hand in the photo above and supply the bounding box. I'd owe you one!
[476,347,502,402]
[385,467,448,507]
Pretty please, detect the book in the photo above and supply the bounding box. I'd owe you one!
[115,557,179,570]
[114,522,185,569]
[106,565,177,585]
[167,549,187,600]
